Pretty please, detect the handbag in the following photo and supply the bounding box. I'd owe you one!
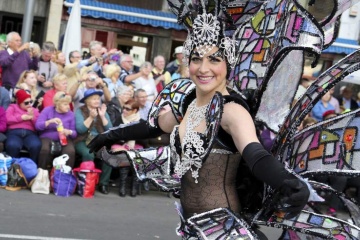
[0,153,13,186]
[50,168,77,197]
[5,163,28,191]
[31,168,50,194]
[85,132,95,145]
[50,140,62,156]
[13,157,38,183]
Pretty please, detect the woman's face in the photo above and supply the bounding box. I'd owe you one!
[141,65,152,76]
[57,53,66,65]
[113,69,120,79]
[56,101,70,113]
[86,95,101,108]
[122,104,136,117]
[189,46,227,95]
[19,97,33,110]
[54,80,68,92]
[24,72,37,87]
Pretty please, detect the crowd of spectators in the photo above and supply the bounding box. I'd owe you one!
[0,31,189,197]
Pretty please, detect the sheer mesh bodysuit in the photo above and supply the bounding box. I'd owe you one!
[171,119,242,220]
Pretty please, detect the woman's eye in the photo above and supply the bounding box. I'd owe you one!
[190,56,201,62]
[208,57,222,63]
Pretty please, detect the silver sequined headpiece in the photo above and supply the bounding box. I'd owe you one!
[168,0,239,69]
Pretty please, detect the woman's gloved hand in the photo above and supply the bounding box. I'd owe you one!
[276,179,310,219]
[87,133,114,153]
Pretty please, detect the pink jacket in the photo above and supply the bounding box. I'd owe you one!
[6,104,39,131]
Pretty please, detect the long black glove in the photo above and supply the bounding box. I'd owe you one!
[87,120,165,153]
[242,142,310,219]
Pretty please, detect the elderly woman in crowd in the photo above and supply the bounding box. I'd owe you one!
[133,62,157,102]
[0,106,6,152]
[5,89,41,163]
[35,91,77,169]
[42,73,70,109]
[75,89,113,193]
[106,85,132,126]
[103,64,123,98]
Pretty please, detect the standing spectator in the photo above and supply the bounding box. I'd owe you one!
[0,106,6,152]
[171,64,190,80]
[103,64,123,98]
[337,86,358,111]
[133,62,157,102]
[36,91,77,169]
[42,73,69,109]
[134,89,151,121]
[63,50,82,92]
[311,91,335,122]
[37,41,58,93]
[0,86,10,110]
[78,41,105,78]
[166,46,183,75]
[119,54,142,85]
[0,32,38,90]
[75,89,112,193]
[106,85,132,126]
[68,71,111,110]
[151,55,172,92]
[54,51,66,74]
[294,77,312,100]
[5,89,41,163]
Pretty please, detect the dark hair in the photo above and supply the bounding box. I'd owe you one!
[124,99,140,111]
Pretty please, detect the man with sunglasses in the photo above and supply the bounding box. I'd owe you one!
[5,89,41,163]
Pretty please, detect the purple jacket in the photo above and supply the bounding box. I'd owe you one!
[0,49,38,88]
[35,106,77,141]
[0,107,6,133]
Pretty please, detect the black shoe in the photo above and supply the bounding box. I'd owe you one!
[143,181,150,191]
[99,185,109,195]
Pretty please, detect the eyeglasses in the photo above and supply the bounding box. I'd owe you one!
[23,100,33,106]
[123,107,133,111]
[124,61,133,63]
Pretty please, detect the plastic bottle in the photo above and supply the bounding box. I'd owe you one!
[57,124,68,146]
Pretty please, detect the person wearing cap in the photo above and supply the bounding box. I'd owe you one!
[75,89,113,194]
[35,91,77,169]
[166,46,184,75]
[68,70,111,110]
[5,89,41,163]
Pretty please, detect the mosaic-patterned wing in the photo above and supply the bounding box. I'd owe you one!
[187,208,258,239]
[125,146,181,192]
[274,49,360,159]
[280,108,360,177]
[148,78,195,128]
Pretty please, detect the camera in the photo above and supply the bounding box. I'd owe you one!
[29,42,34,49]
[89,75,97,81]
[38,73,46,87]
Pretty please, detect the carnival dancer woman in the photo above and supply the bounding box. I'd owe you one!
[87,3,311,240]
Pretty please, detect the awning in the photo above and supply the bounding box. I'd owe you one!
[323,38,359,54]
[63,0,184,30]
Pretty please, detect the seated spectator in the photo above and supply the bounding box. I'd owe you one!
[5,89,41,163]
[14,70,43,109]
[0,86,10,110]
[311,91,335,122]
[171,63,190,80]
[69,71,111,110]
[299,116,317,131]
[35,92,77,169]
[106,85,132,126]
[102,64,123,98]
[75,89,112,193]
[106,99,142,197]
[0,106,6,152]
[134,89,151,121]
[133,62,157,102]
[323,110,337,120]
[42,73,70,109]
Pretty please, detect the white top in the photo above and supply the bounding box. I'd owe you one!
[133,76,158,102]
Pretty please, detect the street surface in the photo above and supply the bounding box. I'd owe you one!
[0,186,282,240]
